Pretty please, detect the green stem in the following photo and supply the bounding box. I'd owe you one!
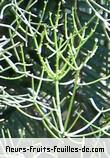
[55,80,64,136]
[67,110,83,133]
[64,70,80,130]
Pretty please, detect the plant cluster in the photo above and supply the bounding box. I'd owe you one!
[0,0,110,137]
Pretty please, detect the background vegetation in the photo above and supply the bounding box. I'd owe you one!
[0,0,110,138]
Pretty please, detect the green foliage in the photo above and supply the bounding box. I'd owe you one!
[0,0,110,138]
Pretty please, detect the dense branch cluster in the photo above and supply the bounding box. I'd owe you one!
[0,0,110,137]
